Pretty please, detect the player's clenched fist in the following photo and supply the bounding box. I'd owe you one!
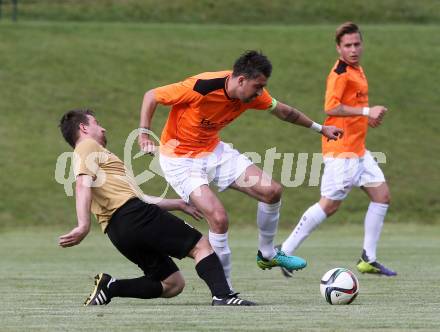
[322,125,344,141]
[369,106,387,120]
[138,134,156,155]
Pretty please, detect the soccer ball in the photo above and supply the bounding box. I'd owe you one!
[320,268,359,305]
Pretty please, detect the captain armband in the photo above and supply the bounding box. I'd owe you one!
[268,98,278,112]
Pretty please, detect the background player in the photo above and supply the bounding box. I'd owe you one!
[280,22,397,277]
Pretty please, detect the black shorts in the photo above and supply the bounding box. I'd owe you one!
[106,198,202,281]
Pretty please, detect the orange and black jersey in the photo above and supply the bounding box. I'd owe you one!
[322,60,369,157]
[154,70,275,157]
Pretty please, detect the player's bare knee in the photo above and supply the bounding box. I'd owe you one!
[323,203,339,216]
[383,188,391,204]
[319,197,341,216]
[161,276,185,298]
[381,192,391,204]
[197,235,213,252]
[209,211,229,233]
[373,193,391,205]
[262,182,283,204]
[271,182,283,202]
[371,186,391,204]
[191,236,214,259]
[173,280,185,296]
[164,282,185,298]
[385,193,391,205]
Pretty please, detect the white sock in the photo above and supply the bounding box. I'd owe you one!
[363,202,388,262]
[282,203,327,255]
[208,231,232,289]
[257,201,281,259]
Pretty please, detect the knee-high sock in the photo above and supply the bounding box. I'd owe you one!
[281,203,327,255]
[257,201,281,259]
[109,276,163,299]
[208,231,232,289]
[195,252,231,298]
[363,202,388,262]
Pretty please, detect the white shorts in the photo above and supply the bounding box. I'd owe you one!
[159,142,253,202]
[320,150,386,201]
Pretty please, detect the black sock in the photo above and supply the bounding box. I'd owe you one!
[109,276,163,299]
[195,252,231,298]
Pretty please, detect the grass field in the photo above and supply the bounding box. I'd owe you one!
[1,223,439,331]
[1,21,439,229]
[1,5,439,331]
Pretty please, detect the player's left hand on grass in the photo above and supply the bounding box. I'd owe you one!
[180,202,204,221]
[59,226,90,248]
[322,125,344,141]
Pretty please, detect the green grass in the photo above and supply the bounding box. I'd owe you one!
[2,0,440,24]
[1,223,439,331]
[1,21,439,227]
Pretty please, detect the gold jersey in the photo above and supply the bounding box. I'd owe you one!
[73,138,141,232]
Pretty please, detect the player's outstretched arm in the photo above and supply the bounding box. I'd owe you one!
[142,195,204,221]
[59,175,92,248]
[270,102,343,140]
[138,89,159,155]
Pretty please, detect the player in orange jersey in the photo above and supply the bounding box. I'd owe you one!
[138,51,343,289]
[280,22,396,277]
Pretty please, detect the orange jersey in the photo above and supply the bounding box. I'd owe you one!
[322,60,369,157]
[154,70,274,157]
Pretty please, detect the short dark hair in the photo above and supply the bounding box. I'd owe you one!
[335,22,362,45]
[59,109,95,148]
[232,50,272,79]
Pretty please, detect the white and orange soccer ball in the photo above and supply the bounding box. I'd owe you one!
[320,268,359,305]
